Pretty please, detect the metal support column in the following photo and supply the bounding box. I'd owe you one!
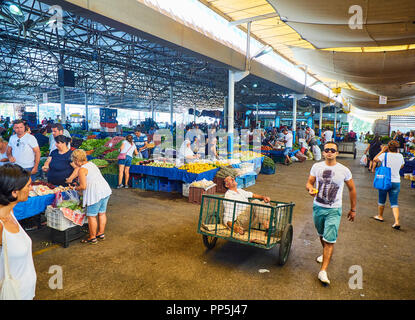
[169,85,174,129]
[292,95,297,142]
[256,102,259,128]
[60,87,66,124]
[85,89,89,131]
[227,70,235,158]
[334,107,337,139]
[36,99,40,125]
[319,102,324,137]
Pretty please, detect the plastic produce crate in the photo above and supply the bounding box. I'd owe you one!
[235,176,244,189]
[145,175,160,191]
[159,179,177,192]
[131,175,145,189]
[243,173,257,188]
[49,225,83,248]
[188,184,217,204]
[213,177,227,193]
[103,174,118,189]
[45,206,79,231]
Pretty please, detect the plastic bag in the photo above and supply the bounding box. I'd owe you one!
[312,145,322,161]
[306,150,314,160]
[360,155,367,166]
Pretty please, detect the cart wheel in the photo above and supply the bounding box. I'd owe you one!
[202,235,217,250]
[278,224,293,266]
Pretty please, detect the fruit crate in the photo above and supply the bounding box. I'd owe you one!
[131,175,145,189]
[188,184,216,204]
[243,173,257,188]
[45,206,79,231]
[145,175,160,191]
[159,179,178,192]
[235,176,244,189]
[49,225,83,248]
[103,174,118,189]
[213,176,227,193]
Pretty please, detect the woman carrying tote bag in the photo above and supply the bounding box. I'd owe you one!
[372,140,405,230]
[0,164,37,300]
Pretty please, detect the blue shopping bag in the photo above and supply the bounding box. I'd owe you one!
[373,153,392,190]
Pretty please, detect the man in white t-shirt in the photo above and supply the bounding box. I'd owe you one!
[49,123,71,153]
[323,127,334,143]
[282,128,293,165]
[7,120,41,180]
[306,141,357,285]
[223,176,271,235]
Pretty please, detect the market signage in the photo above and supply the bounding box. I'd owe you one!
[252,110,276,116]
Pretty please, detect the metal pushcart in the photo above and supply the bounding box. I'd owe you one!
[197,195,294,265]
[337,141,357,159]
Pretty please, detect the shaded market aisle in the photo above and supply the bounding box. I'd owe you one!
[30,148,415,300]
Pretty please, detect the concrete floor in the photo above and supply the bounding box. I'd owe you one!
[29,143,415,300]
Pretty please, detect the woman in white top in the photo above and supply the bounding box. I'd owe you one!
[178,140,199,163]
[72,149,112,244]
[372,140,405,230]
[117,135,138,189]
[0,164,37,299]
[0,137,9,166]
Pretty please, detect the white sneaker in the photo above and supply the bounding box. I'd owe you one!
[316,255,323,263]
[318,270,330,285]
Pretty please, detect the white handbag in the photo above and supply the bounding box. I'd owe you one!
[0,220,21,300]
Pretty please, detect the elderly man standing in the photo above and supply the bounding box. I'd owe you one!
[7,120,41,180]
[223,176,272,235]
[49,123,71,153]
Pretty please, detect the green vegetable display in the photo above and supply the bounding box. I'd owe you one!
[91,159,109,167]
[262,156,275,169]
[57,200,81,211]
[91,145,110,157]
[131,158,145,165]
[79,139,107,151]
[216,166,238,179]
[104,150,120,159]
[100,163,118,175]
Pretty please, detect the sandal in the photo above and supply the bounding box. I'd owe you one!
[81,237,97,244]
[96,234,105,240]
[372,216,384,222]
[392,224,401,230]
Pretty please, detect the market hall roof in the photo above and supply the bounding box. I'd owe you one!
[197,0,415,112]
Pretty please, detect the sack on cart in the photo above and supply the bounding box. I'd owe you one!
[312,145,322,161]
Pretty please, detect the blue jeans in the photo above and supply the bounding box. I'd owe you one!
[378,183,400,208]
[118,155,133,167]
[24,167,39,182]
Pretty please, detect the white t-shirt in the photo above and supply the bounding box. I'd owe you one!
[377,153,405,183]
[310,162,353,208]
[323,130,333,142]
[120,141,137,157]
[283,132,293,148]
[223,189,253,224]
[9,133,39,169]
[0,146,8,166]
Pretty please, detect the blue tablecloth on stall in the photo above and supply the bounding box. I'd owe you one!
[400,159,415,176]
[129,165,219,183]
[14,194,56,221]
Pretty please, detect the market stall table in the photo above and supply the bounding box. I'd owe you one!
[14,193,56,221]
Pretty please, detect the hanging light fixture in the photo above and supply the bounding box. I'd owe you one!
[1,1,25,23]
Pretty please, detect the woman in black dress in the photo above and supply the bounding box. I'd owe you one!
[42,135,78,186]
[364,134,382,172]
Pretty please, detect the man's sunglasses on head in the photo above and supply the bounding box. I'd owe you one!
[324,148,337,153]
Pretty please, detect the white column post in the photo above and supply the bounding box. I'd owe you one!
[85,89,89,131]
[227,70,235,158]
[60,86,66,124]
[292,95,297,142]
[319,102,324,137]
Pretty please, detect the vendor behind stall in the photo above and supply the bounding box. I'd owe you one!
[133,129,149,159]
[42,135,78,187]
[178,139,200,163]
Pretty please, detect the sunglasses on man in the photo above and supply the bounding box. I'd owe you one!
[324,148,338,153]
